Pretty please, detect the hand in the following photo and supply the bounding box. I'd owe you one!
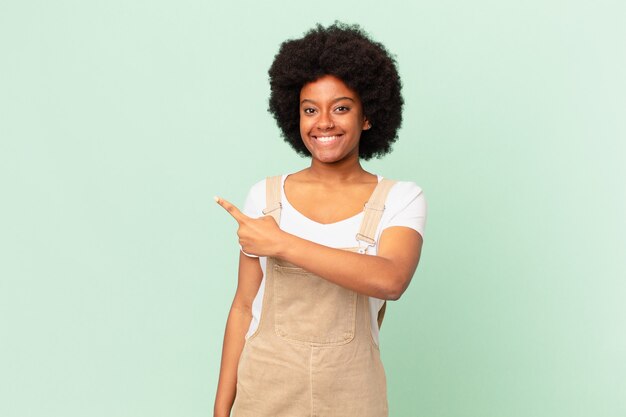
[214,196,286,257]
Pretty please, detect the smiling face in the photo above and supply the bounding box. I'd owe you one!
[299,75,370,164]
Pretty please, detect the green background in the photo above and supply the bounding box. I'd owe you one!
[1,0,624,416]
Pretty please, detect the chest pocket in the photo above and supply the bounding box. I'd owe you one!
[273,263,357,346]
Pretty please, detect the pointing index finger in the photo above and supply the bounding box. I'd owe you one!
[214,196,248,223]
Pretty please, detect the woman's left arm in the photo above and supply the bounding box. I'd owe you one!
[216,197,423,300]
[279,226,423,300]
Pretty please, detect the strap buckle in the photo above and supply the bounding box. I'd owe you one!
[262,202,282,215]
[363,202,385,212]
[356,233,376,254]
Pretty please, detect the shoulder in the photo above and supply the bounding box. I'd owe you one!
[243,175,286,216]
[245,174,286,197]
[247,177,268,200]
[385,179,425,208]
[242,177,269,217]
[379,178,427,237]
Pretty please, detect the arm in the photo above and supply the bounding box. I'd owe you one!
[214,253,263,417]
[278,226,423,300]
[215,196,424,301]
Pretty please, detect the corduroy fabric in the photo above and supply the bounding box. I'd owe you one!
[231,176,396,417]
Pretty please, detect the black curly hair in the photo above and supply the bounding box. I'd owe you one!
[268,22,404,160]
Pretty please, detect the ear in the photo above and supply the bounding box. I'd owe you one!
[362,117,372,130]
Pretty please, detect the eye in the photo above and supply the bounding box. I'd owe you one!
[335,105,350,112]
[303,107,317,115]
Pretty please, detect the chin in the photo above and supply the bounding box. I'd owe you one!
[312,152,348,164]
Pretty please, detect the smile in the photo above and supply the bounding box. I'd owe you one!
[313,135,342,143]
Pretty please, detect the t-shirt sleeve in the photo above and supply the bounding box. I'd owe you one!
[242,182,264,219]
[383,182,427,239]
[240,179,266,258]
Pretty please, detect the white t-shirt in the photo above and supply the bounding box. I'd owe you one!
[242,174,427,345]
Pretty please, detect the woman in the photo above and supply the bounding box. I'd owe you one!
[214,22,426,417]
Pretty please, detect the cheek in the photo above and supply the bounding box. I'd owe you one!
[299,117,313,137]
[298,119,312,148]
[299,122,306,140]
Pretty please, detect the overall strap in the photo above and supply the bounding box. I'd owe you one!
[356,178,397,249]
[356,177,396,330]
[262,175,283,224]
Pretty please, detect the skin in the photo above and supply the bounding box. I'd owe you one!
[213,75,423,417]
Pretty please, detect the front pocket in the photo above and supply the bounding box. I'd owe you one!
[273,264,357,345]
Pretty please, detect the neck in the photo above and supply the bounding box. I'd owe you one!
[306,154,370,183]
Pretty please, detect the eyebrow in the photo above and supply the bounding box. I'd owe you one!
[300,97,355,105]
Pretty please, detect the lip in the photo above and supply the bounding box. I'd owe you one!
[312,134,343,145]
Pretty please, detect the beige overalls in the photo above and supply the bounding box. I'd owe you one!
[232,176,397,417]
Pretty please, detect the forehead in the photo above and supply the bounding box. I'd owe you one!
[300,74,359,101]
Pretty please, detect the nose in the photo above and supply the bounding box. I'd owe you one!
[317,111,334,130]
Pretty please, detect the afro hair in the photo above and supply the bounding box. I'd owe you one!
[268,22,404,160]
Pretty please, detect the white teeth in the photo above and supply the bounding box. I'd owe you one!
[316,135,338,142]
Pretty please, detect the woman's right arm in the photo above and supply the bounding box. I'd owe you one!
[214,253,263,417]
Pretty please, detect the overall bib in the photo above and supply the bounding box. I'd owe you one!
[232,176,397,417]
